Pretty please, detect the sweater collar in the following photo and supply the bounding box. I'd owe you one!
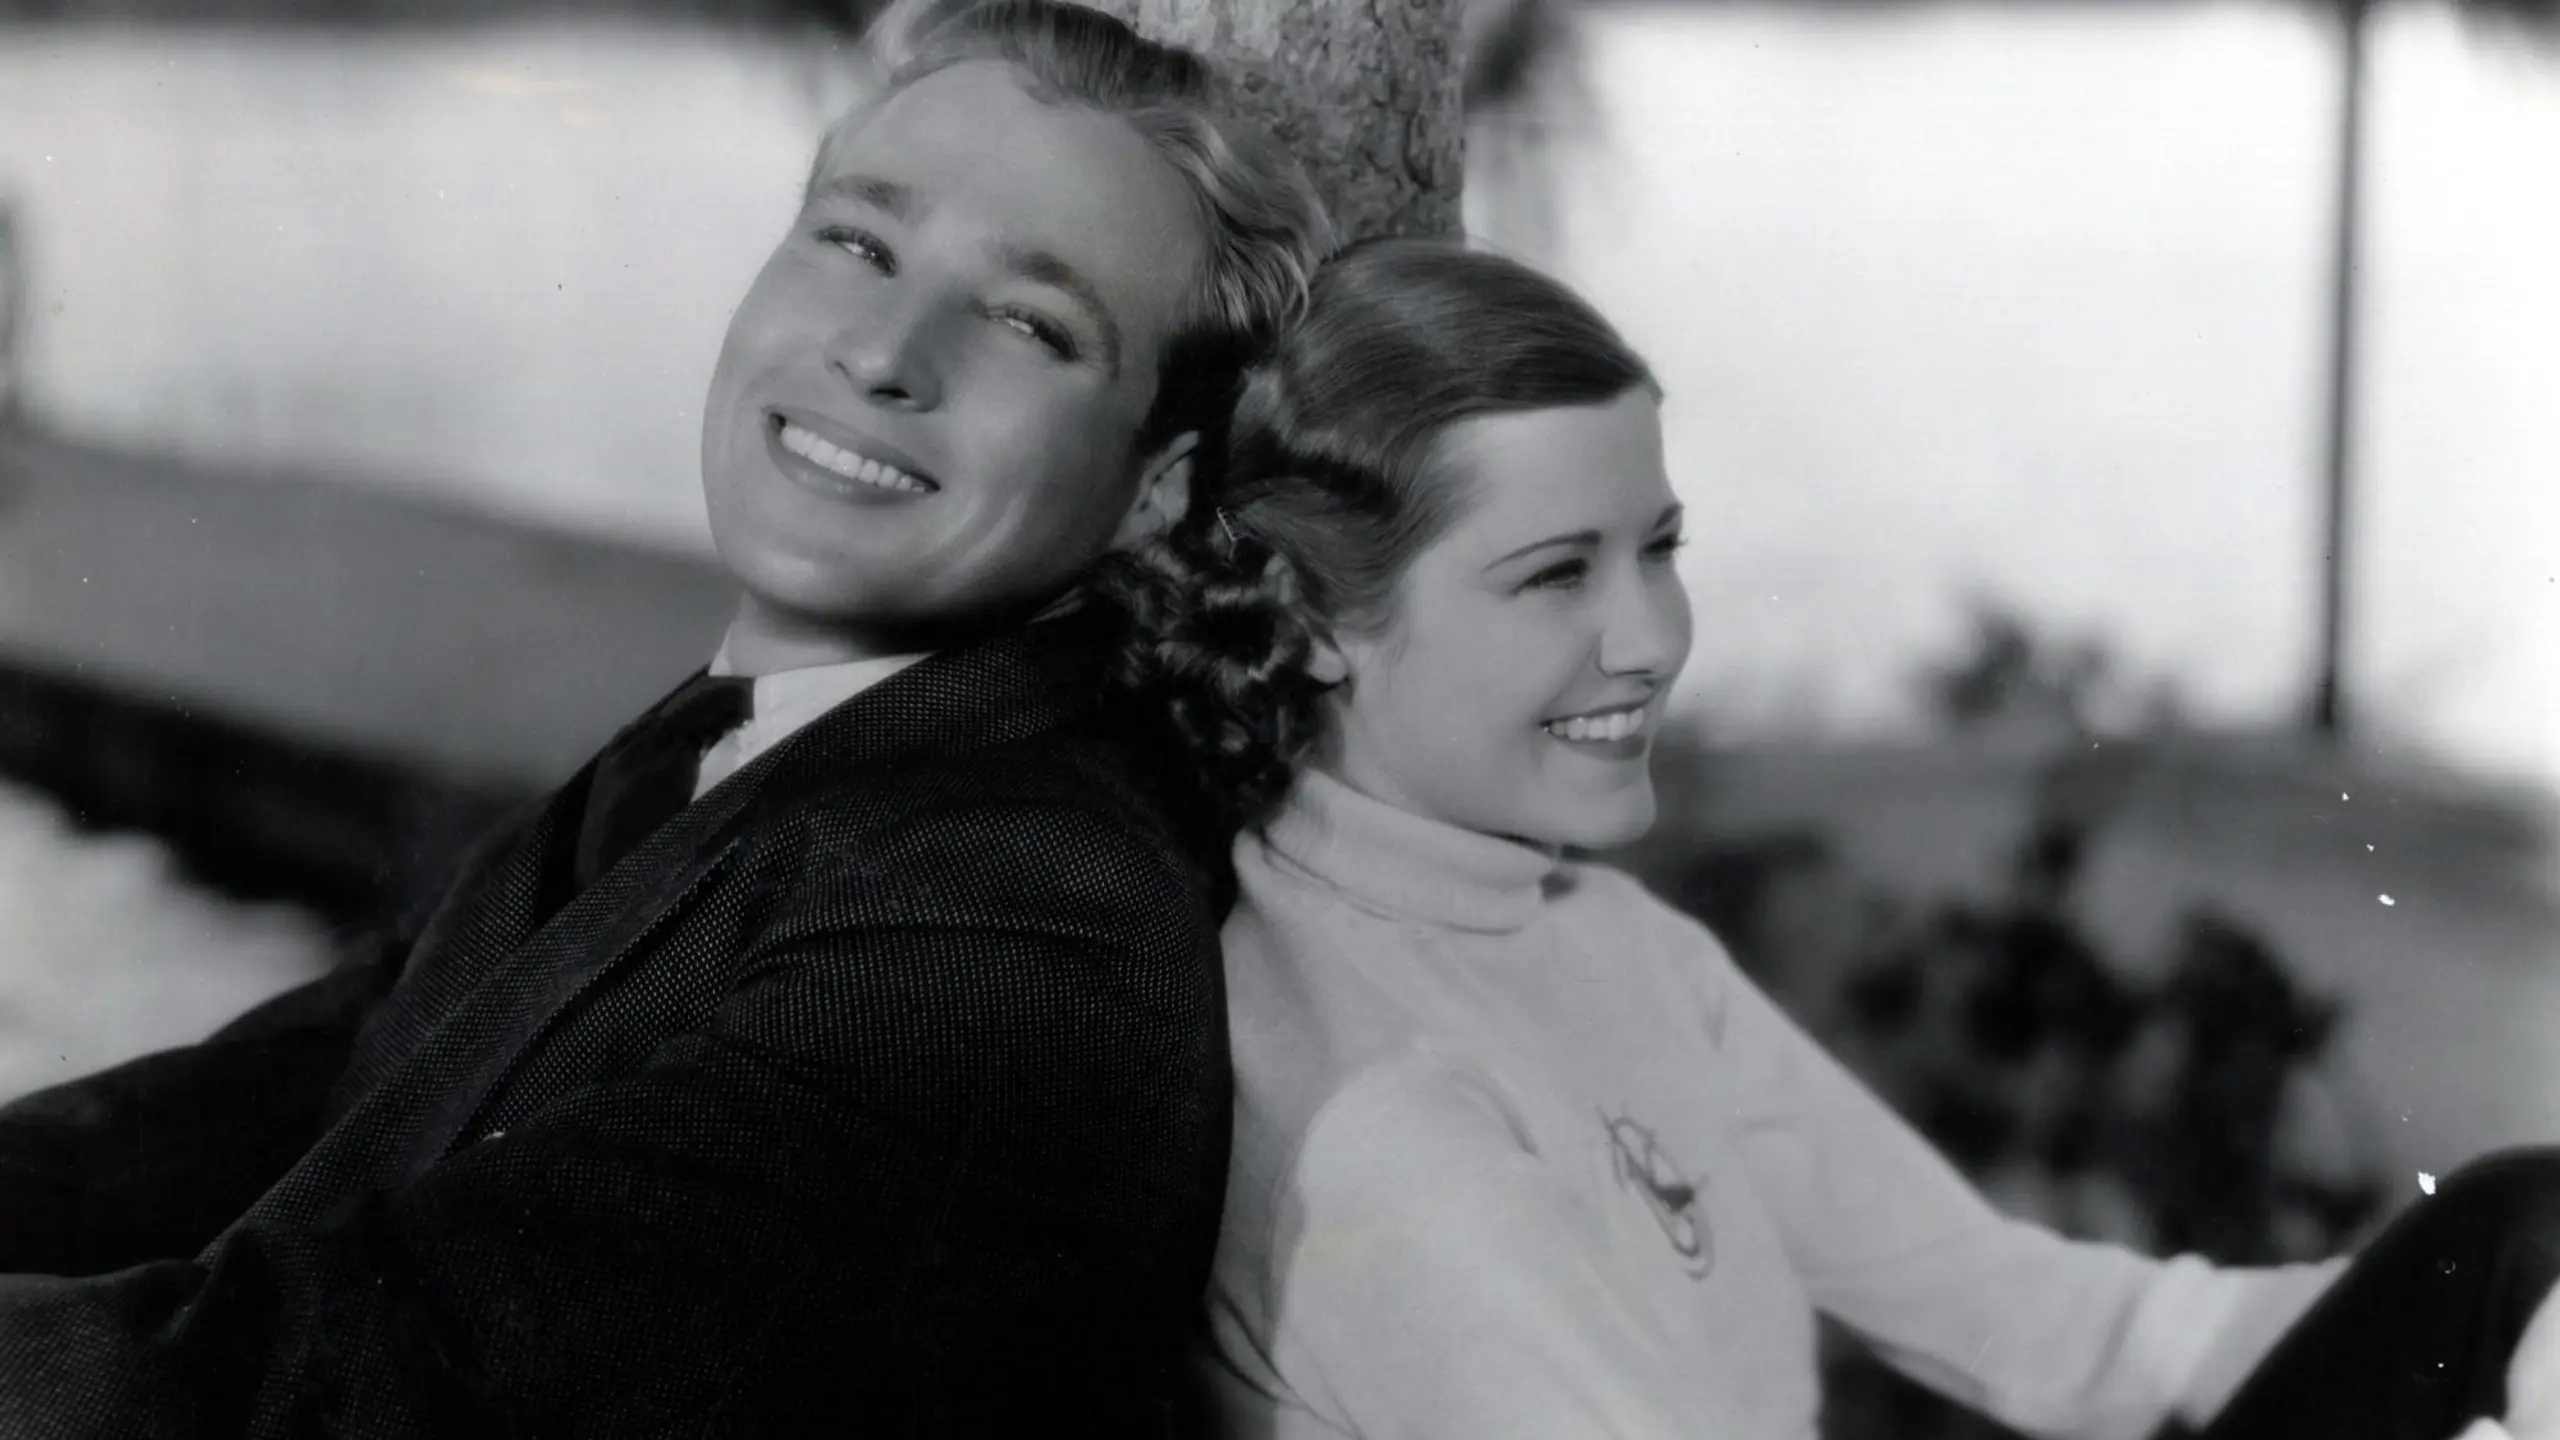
[1258,769,1560,934]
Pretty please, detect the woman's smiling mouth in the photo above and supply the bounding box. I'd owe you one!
[1542,702,1650,745]
[1539,701,1658,765]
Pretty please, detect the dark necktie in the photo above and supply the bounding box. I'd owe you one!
[572,673,755,891]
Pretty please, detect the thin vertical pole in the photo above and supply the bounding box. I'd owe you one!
[2311,0,2370,738]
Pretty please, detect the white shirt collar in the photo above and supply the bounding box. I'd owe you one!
[692,644,929,800]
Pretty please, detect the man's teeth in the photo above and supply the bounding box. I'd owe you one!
[779,422,930,493]
[1544,708,1648,743]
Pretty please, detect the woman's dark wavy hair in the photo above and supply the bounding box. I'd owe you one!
[1099,237,1657,828]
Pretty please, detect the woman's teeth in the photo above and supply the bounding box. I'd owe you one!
[779,422,932,493]
[1544,708,1647,743]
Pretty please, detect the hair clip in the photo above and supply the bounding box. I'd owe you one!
[1215,507,1243,551]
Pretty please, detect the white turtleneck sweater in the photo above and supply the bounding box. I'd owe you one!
[1204,770,2341,1440]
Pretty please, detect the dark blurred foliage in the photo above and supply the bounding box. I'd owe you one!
[1925,605,2115,735]
[1634,606,2390,1440]
[1922,599,2201,742]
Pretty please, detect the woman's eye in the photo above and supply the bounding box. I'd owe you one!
[992,306,1078,361]
[817,225,895,275]
[1644,534,1689,563]
[1521,559,1589,592]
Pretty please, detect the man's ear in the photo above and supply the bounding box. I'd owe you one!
[1114,431,1198,550]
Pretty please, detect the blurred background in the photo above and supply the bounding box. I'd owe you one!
[1,0,2554,1430]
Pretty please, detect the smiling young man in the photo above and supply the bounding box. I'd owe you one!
[0,3,1332,1432]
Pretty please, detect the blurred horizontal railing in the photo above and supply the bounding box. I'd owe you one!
[0,421,734,923]
[0,659,524,926]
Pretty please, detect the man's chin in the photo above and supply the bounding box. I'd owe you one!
[732,576,1082,656]
[709,505,902,596]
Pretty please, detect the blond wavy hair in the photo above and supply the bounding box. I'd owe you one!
[822,0,1337,449]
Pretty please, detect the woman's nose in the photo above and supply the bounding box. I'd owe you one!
[1597,568,1694,680]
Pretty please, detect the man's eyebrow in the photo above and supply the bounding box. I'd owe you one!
[998,243,1123,374]
[806,172,912,217]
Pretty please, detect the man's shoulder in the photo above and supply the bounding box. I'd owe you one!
[733,725,1230,1137]
[758,719,1224,935]
[789,710,1176,834]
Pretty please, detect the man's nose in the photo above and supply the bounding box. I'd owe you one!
[825,295,945,411]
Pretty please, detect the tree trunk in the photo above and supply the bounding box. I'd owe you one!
[1092,0,1465,242]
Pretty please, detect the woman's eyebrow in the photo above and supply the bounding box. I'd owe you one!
[1484,531,1599,570]
[1484,505,1683,571]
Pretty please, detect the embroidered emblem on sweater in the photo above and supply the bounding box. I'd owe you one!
[1600,1111,1714,1279]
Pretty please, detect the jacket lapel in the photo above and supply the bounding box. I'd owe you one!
[391,783,762,1178]
[318,769,590,1125]
[263,619,1108,1211]
[366,664,720,1024]
[534,616,1098,1010]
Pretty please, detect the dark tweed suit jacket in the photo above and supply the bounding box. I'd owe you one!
[0,616,1232,1437]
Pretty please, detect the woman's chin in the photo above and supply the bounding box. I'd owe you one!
[1576,814,1659,853]
[1523,788,1659,853]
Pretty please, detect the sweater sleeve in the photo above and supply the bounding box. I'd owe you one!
[1667,911,2338,1440]
[1257,1057,1702,1440]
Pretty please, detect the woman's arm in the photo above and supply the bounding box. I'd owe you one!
[1680,916,2335,1440]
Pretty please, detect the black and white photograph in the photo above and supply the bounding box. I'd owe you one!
[0,0,2554,1432]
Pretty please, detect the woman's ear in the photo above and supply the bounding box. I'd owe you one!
[1115,431,1198,550]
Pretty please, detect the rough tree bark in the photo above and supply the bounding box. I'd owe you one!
[861,0,1463,241]
[1092,0,1463,242]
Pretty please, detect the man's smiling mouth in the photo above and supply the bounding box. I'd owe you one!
[769,414,939,495]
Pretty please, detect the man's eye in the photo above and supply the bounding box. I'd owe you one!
[992,306,1079,361]
[817,225,894,275]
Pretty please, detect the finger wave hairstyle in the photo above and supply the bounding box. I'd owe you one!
[1101,238,1660,828]
[842,0,1336,452]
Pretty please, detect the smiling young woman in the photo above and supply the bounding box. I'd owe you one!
[1105,237,2560,1440]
